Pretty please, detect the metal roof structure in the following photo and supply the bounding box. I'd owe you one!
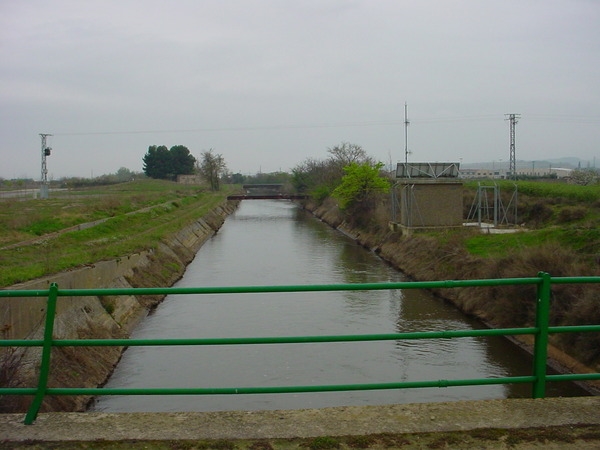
[396,162,460,179]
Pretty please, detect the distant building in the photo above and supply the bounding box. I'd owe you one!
[458,167,571,179]
[459,168,506,179]
[177,174,205,185]
[515,167,571,178]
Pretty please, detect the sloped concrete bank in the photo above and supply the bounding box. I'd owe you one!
[2,200,239,413]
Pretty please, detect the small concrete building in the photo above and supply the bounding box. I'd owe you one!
[394,162,463,233]
[177,174,205,185]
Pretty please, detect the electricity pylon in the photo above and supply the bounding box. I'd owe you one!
[505,114,520,180]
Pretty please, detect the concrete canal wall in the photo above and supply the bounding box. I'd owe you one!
[1,200,238,412]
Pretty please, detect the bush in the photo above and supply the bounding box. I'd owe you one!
[309,436,340,450]
[560,288,600,365]
[0,347,27,413]
[557,206,587,223]
[522,201,553,227]
[311,185,332,204]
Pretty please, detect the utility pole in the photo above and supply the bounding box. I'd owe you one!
[505,113,520,180]
[40,133,52,199]
[404,102,410,165]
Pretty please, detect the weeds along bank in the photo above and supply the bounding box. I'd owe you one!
[0,200,239,413]
[302,197,600,389]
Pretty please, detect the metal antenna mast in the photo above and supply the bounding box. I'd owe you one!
[505,113,520,179]
[404,102,410,165]
[40,133,52,199]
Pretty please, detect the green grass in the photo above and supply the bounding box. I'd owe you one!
[0,180,234,287]
[464,229,545,257]
[465,225,600,258]
[25,217,65,235]
[514,180,600,202]
[461,180,600,259]
[0,179,216,246]
[465,180,600,203]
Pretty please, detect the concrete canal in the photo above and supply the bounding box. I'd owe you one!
[92,200,586,413]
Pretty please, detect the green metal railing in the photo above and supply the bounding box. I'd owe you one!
[1,272,599,424]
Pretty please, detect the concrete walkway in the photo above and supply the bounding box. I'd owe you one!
[1,397,599,442]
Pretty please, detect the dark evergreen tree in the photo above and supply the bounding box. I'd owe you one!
[143,145,170,179]
[143,145,196,180]
[169,145,196,176]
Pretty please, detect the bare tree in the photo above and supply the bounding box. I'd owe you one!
[197,149,227,191]
[327,142,373,168]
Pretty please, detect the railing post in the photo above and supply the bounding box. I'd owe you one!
[532,272,551,399]
[24,282,59,425]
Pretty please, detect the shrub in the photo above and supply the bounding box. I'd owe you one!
[347,435,376,448]
[309,436,340,450]
[311,185,332,204]
[560,287,600,365]
[557,206,587,223]
[522,201,553,227]
[0,347,27,413]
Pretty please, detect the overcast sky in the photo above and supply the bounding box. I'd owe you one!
[1,0,599,179]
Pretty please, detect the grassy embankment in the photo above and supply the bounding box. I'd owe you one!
[0,180,238,413]
[0,179,235,288]
[310,180,600,372]
[462,180,600,259]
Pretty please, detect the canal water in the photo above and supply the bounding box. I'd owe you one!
[92,200,584,413]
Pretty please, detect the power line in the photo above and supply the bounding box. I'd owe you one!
[50,113,599,138]
[50,115,505,137]
[52,121,404,137]
[524,114,600,124]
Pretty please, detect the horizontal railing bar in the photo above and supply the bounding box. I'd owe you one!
[548,325,600,333]
[0,328,539,348]
[0,340,44,347]
[0,277,544,299]
[1,326,598,349]
[42,376,537,396]
[54,327,541,346]
[546,373,600,382]
[0,289,52,298]
[0,388,38,395]
[549,276,600,285]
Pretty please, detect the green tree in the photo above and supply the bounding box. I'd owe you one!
[292,143,373,201]
[143,145,171,179]
[230,173,246,184]
[292,158,340,197]
[115,167,135,182]
[332,162,390,210]
[198,149,227,191]
[169,145,196,177]
[142,145,196,180]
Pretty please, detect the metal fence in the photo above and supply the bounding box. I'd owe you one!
[1,272,599,425]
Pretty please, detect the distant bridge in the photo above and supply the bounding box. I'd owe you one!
[228,184,308,200]
[242,184,283,190]
[227,193,309,200]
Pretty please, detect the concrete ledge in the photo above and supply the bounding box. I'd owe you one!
[1,397,599,442]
